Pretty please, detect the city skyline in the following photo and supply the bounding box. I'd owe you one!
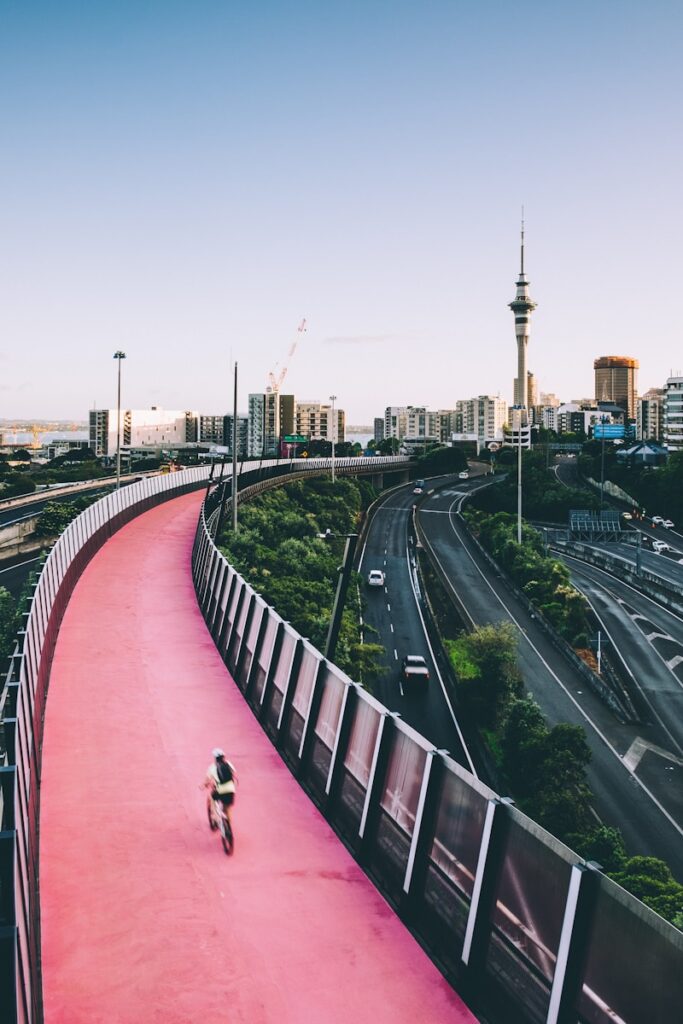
[2,3,683,421]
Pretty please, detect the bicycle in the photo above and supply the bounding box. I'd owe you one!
[208,796,234,855]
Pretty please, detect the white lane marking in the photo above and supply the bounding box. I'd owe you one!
[390,623,394,633]
[406,511,477,777]
[436,496,683,841]
[645,631,675,643]
[562,553,683,700]
[0,555,41,575]
[623,737,683,771]
[387,603,391,612]
[668,655,683,671]
[393,648,398,660]
[2,511,40,526]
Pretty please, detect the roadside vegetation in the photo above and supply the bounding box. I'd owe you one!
[444,621,683,927]
[470,447,597,522]
[463,509,590,647]
[33,496,99,538]
[580,443,683,523]
[215,476,385,686]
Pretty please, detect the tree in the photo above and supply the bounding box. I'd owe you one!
[415,445,467,475]
[34,501,80,536]
[610,857,683,925]
[0,587,18,667]
[450,622,522,728]
[500,696,548,794]
[566,825,627,873]
[376,437,399,455]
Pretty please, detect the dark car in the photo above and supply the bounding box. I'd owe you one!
[400,655,430,693]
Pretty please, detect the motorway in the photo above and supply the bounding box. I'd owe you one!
[562,555,683,757]
[0,553,42,600]
[358,478,474,772]
[415,482,683,877]
[0,483,114,527]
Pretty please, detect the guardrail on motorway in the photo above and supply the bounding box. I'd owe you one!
[193,483,683,1024]
[0,455,409,1024]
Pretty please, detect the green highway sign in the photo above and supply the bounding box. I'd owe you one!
[283,435,308,444]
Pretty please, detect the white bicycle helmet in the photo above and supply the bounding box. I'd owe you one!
[212,747,225,759]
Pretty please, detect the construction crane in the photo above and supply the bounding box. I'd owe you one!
[267,318,307,392]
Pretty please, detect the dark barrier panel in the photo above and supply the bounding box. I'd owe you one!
[191,490,683,1024]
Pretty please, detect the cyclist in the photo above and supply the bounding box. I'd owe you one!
[203,748,237,830]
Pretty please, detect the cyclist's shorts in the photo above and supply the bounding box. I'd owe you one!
[213,790,234,808]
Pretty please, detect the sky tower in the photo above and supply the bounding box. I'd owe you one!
[509,216,537,411]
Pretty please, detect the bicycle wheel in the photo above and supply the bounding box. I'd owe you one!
[208,803,218,831]
[221,818,234,856]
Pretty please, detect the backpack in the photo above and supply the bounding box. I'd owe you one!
[215,759,235,796]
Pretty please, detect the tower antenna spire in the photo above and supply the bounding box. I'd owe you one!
[520,205,525,275]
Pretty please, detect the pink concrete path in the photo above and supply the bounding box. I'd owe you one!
[40,492,477,1024]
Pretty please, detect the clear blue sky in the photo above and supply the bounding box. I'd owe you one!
[1,1,682,422]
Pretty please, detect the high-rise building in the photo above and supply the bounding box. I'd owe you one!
[509,221,537,410]
[455,396,507,449]
[89,407,199,457]
[247,391,295,457]
[373,417,384,443]
[295,401,345,442]
[637,387,664,441]
[383,406,436,442]
[593,356,639,419]
[663,376,683,451]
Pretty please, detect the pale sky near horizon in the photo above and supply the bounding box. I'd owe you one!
[1,1,682,423]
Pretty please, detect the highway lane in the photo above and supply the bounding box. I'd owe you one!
[417,485,683,877]
[358,478,474,769]
[562,555,683,763]
[0,485,113,527]
[0,553,41,599]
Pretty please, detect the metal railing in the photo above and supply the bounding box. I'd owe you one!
[193,490,683,1024]
[0,455,409,1024]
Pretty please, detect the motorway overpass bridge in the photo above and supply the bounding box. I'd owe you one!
[0,460,681,1024]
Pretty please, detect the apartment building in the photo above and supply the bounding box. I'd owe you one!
[295,401,345,442]
[637,388,664,441]
[89,407,199,458]
[664,376,683,451]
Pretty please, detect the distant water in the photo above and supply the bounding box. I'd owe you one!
[0,431,89,445]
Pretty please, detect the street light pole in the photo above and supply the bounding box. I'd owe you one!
[515,406,524,544]
[113,351,126,489]
[329,394,337,484]
[232,360,239,533]
[324,532,358,663]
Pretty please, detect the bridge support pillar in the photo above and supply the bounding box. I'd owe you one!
[371,473,384,490]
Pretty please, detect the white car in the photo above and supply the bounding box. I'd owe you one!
[652,516,665,525]
[459,471,469,480]
[367,570,385,588]
[663,519,675,529]
[652,540,671,554]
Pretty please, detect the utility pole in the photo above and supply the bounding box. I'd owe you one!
[330,394,337,484]
[600,416,607,510]
[113,351,126,489]
[516,407,523,544]
[232,361,239,533]
[324,533,358,664]
[596,630,602,675]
